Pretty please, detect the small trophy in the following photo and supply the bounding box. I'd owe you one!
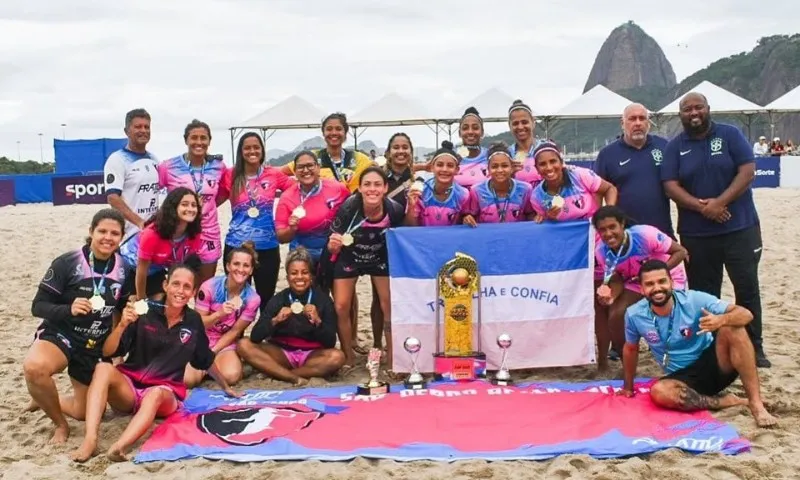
[491,333,513,386]
[403,337,426,390]
[356,348,390,395]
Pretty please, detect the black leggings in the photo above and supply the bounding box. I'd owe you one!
[223,245,280,303]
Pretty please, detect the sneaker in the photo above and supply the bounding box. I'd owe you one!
[755,348,772,368]
[608,348,620,361]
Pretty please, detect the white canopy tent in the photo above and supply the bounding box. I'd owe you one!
[658,81,764,115]
[446,87,517,123]
[765,84,800,113]
[350,93,442,147]
[551,85,635,120]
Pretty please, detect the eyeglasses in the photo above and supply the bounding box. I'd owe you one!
[295,163,318,171]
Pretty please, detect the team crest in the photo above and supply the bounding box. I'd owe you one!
[651,148,663,166]
[111,284,122,300]
[710,138,723,154]
[179,328,193,344]
[196,406,322,447]
[680,327,693,338]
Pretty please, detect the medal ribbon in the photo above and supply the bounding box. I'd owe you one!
[245,167,263,208]
[489,181,512,223]
[299,181,321,205]
[602,231,629,284]
[88,251,111,297]
[185,155,206,194]
[328,150,349,182]
[288,289,313,307]
[345,211,368,236]
[651,297,676,367]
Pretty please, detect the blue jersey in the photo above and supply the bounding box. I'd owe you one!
[594,135,673,237]
[661,122,758,237]
[624,290,730,374]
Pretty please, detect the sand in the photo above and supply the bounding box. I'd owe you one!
[1,190,799,480]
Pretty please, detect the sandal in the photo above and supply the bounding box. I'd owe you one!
[339,364,355,376]
[352,345,370,355]
[382,369,406,383]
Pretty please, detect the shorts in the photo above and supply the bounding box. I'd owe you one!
[332,260,388,279]
[662,340,738,396]
[34,325,105,386]
[281,348,314,369]
[198,238,223,264]
[208,336,237,354]
[118,372,181,415]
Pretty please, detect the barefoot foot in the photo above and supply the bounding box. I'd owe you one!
[70,438,97,463]
[293,377,309,387]
[717,393,749,409]
[752,405,778,427]
[25,399,40,413]
[106,444,129,462]
[49,424,70,445]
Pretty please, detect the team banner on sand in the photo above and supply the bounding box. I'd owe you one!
[135,380,749,463]
[386,221,596,373]
[51,174,106,206]
[0,179,14,206]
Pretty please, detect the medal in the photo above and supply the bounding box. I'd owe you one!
[456,146,470,157]
[230,296,243,310]
[90,295,105,311]
[134,299,149,315]
[290,301,304,314]
[411,181,424,192]
[551,195,565,208]
[341,233,354,246]
[292,206,306,219]
[596,284,611,297]
[247,207,259,218]
[514,151,527,163]
[663,353,670,368]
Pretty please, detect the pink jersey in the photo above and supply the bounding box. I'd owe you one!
[195,275,261,347]
[412,179,472,226]
[136,224,202,270]
[454,147,489,189]
[275,179,351,260]
[157,155,225,246]
[595,225,687,294]
[469,179,533,223]
[530,166,602,221]
[509,142,543,186]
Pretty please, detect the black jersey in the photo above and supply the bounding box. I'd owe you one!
[330,195,405,268]
[251,286,337,349]
[32,245,127,355]
[114,306,214,400]
[385,167,412,211]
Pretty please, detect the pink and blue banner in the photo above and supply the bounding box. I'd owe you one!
[135,380,748,463]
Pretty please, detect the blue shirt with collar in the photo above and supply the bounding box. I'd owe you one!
[594,134,673,237]
[660,122,758,237]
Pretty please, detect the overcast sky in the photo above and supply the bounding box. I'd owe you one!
[0,0,795,163]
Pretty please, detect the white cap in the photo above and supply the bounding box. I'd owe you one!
[774,137,781,142]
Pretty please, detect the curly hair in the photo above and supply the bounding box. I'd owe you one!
[145,187,202,239]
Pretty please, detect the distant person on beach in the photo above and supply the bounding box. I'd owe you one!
[104,109,160,240]
[23,209,128,444]
[661,92,770,368]
[752,136,769,156]
[619,260,777,428]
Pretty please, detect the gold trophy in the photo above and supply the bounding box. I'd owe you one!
[433,252,487,381]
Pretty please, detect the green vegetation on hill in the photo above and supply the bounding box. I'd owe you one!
[0,157,55,174]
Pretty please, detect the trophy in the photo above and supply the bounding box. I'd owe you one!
[491,333,513,386]
[403,337,427,390]
[433,252,487,381]
[356,348,390,395]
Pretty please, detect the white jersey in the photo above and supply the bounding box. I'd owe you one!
[104,148,160,239]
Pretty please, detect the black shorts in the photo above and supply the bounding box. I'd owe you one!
[332,260,389,279]
[34,324,105,386]
[663,340,738,396]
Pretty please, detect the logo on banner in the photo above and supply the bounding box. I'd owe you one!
[710,138,723,155]
[651,148,663,166]
[66,182,105,199]
[196,406,323,446]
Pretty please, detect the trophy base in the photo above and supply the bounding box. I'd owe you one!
[491,376,513,386]
[433,352,487,381]
[356,382,390,396]
[403,379,427,390]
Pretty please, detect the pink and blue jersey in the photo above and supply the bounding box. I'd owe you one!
[157,155,225,251]
[469,179,533,223]
[412,179,472,226]
[196,275,261,349]
[596,225,687,294]
[218,166,294,250]
[530,166,602,221]
[454,147,489,189]
[509,142,543,186]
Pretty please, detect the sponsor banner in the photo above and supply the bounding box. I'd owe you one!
[753,156,780,188]
[0,180,14,206]
[52,174,107,205]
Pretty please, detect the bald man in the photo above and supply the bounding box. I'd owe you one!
[594,103,673,237]
[660,92,769,368]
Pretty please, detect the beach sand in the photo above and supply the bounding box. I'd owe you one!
[1,189,798,480]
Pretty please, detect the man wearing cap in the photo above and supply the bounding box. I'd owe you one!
[752,136,769,156]
[594,103,673,237]
[661,92,770,368]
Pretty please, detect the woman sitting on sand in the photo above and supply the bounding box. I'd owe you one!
[184,242,261,387]
[71,264,239,463]
[120,187,202,300]
[237,247,344,385]
[24,208,128,445]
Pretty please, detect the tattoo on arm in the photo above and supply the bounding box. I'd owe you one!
[677,385,721,411]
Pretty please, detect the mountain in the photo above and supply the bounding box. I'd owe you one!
[265,148,287,160]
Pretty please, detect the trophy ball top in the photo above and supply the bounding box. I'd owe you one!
[403,337,422,354]
[497,333,512,349]
[451,267,470,286]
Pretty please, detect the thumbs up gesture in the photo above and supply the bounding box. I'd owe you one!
[698,308,725,334]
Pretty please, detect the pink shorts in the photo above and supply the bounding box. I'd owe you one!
[282,348,314,369]
[208,336,237,354]
[197,237,222,264]
[118,373,181,415]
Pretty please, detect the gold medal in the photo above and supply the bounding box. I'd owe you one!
[290,301,304,314]
[551,195,565,208]
[292,206,306,219]
[411,180,424,192]
[596,284,611,297]
[456,146,470,157]
[341,233,354,246]
[514,151,527,164]
[134,299,149,315]
[247,207,259,218]
[230,296,243,310]
[90,295,105,311]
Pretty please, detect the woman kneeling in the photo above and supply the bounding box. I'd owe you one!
[238,247,344,385]
[71,265,239,463]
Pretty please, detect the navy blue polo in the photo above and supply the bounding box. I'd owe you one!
[661,122,758,237]
[594,134,673,237]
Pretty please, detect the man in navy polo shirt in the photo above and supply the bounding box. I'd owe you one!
[595,103,673,237]
[661,92,769,367]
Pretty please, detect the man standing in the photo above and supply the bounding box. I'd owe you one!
[594,103,673,237]
[620,260,776,427]
[661,92,769,367]
[752,136,769,156]
[104,109,160,240]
